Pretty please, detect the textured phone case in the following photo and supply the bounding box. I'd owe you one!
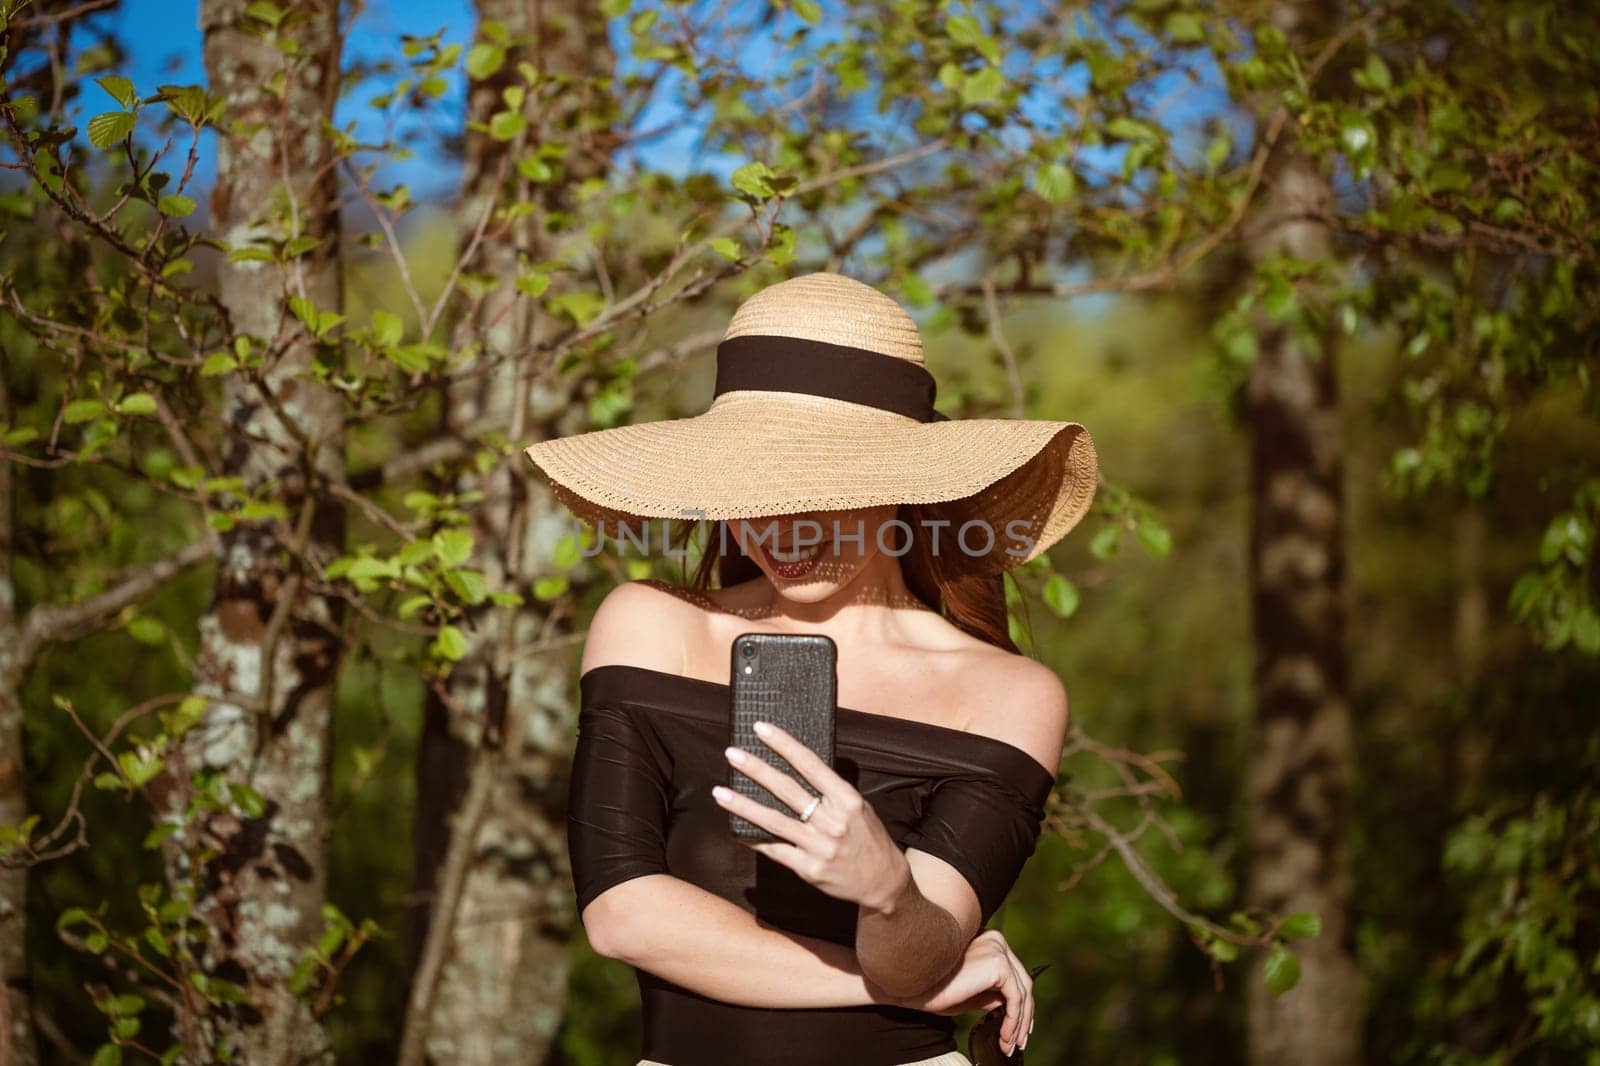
[728,633,837,843]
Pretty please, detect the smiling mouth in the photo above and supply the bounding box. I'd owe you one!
[768,542,823,562]
[759,536,830,576]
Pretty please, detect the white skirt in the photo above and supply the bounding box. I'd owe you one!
[638,1053,972,1066]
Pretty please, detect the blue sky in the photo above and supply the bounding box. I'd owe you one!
[92,0,1233,193]
[70,0,1237,311]
[94,0,758,203]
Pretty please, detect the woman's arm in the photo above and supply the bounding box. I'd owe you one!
[854,660,1069,996]
[582,874,898,1009]
[584,870,1036,1048]
[854,851,974,998]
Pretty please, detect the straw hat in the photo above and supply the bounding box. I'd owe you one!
[523,272,1098,574]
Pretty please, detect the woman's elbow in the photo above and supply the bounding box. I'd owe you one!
[862,958,952,1000]
[579,891,637,961]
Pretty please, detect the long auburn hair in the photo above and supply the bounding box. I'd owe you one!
[666,504,1019,653]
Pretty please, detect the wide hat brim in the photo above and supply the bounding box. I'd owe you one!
[523,389,1098,575]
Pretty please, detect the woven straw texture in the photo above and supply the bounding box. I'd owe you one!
[525,273,1099,573]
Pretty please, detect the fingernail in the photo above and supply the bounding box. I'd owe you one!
[724,745,746,764]
[752,720,772,736]
[712,785,730,800]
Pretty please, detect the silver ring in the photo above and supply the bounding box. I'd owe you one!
[798,795,822,822]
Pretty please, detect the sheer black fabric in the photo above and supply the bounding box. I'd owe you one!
[567,663,1055,1066]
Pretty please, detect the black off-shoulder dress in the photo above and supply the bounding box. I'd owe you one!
[568,663,1056,1066]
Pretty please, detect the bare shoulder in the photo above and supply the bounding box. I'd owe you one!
[580,578,709,676]
[957,644,1070,777]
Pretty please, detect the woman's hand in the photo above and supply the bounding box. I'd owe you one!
[712,719,910,912]
[888,929,1036,1054]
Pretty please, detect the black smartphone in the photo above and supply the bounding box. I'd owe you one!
[727,632,838,843]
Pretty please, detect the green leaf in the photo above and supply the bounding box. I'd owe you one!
[63,399,105,424]
[115,393,158,416]
[245,1,285,27]
[445,569,489,606]
[794,0,822,25]
[91,1043,123,1066]
[287,956,317,996]
[730,161,777,199]
[1263,946,1301,994]
[318,922,347,958]
[1033,162,1076,205]
[1135,521,1172,558]
[517,155,553,182]
[200,353,237,377]
[432,625,469,662]
[57,907,92,931]
[549,290,605,326]
[87,111,136,149]
[95,75,137,110]
[552,532,582,570]
[516,270,551,298]
[1042,572,1080,619]
[1165,12,1204,42]
[1205,134,1231,172]
[1363,54,1391,91]
[126,616,166,645]
[466,42,505,80]
[371,309,403,348]
[288,296,319,331]
[1106,116,1159,143]
[229,784,266,818]
[1278,911,1321,940]
[157,194,196,217]
[1263,273,1296,321]
[534,574,569,601]
[709,237,740,261]
[433,529,474,567]
[489,110,525,141]
[960,66,1004,106]
[946,14,984,46]
[1573,608,1600,656]
[143,823,178,849]
[1089,525,1119,560]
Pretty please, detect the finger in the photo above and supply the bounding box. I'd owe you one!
[724,744,821,820]
[711,783,808,846]
[1016,953,1035,1051]
[995,953,1023,1054]
[748,720,854,803]
[1011,953,1034,1054]
[991,939,1030,1051]
[746,838,814,877]
[1004,947,1031,1054]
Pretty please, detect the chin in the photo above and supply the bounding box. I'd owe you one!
[769,577,847,602]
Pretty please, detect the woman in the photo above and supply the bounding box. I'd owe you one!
[524,273,1098,1066]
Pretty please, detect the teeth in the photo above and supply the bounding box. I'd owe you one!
[770,542,824,562]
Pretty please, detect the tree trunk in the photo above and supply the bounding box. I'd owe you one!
[1240,22,1364,1060]
[162,2,346,1061]
[0,351,39,1066]
[405,2,611,1062]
